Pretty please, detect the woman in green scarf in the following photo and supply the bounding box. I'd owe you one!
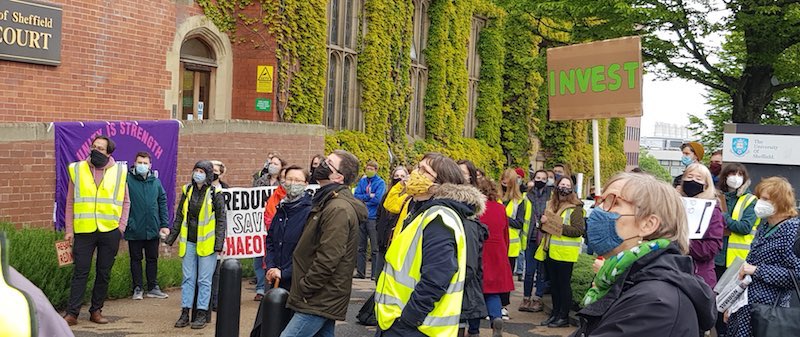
[571,172,717,337]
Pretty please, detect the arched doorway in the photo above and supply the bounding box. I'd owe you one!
[180,38,216,120]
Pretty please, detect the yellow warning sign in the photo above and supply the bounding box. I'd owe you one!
[257,65,273,93]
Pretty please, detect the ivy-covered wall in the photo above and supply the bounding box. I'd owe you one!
[199,0,628,180]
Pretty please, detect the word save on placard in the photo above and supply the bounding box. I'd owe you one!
[55,239,73,267]
[683,197,717,240]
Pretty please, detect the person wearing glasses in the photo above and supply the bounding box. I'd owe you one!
[571,172,716,337]
[676,164,724,289]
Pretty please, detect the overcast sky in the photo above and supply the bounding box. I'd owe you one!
[640,73,708,137]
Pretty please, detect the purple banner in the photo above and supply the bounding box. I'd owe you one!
[54,120,180,230]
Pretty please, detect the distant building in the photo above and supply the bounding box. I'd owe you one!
[641,122,698,178]
[624,117,641,171]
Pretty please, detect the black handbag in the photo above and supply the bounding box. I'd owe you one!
[751,270,800,336]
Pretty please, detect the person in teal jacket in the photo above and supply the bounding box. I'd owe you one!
[125,151,170,300]
[713,163,759,337]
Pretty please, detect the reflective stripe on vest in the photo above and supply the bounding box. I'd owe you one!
[0,233,37,337]
[505,199,523,257]
[178,184,217,257]
[375,206,467,336]
[726,194,761,267]
[534,208,583,263]
[68,161,127,233]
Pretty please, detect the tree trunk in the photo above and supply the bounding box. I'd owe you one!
[731,66,774,124]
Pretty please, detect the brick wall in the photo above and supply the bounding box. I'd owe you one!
[0,121,325,229]
[230,5,279,122]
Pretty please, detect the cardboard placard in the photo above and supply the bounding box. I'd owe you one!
[55,239,73,267]
[683,197,717,240]
[547,36,643,121]
[541,209,563,236]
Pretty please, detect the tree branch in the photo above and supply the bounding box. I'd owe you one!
[672,0,736,86]
[772,80,800,92]
[643,50,731,93]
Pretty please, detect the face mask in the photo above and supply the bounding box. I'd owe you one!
[753,200,775,218]
[268,165,281,176]
[682,180,705,197]
[586,208,628,256]
[557,186,573,196]
[311,160,334,183]
[709,163,722,176]
[517,178,523,186]
[681,156,694,167]
[213,173,220,182]
[534,180,546,189]
[90,149,109,168]
[392,177,403,185]
[726,175,744,190]
[135,164,149,176]
[406,170,434,196]
[366,171,376,178]
[546,178,555,187]
[284,183,307,199]
[193,172,206,184]
[555,174,563,182]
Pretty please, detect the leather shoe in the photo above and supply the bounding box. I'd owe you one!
[540,316,556,326]
[90,310,109,324]
[548,318,569,328]
[63,314,78,326]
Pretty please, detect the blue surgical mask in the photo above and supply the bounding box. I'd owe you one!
[193,172,206,184]
[135,164,149,176]
[586,208,627,256]
[681,156,694,167]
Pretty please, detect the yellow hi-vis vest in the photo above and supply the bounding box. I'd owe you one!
[504,199,533,255]
[178,184,217,257]
[726,194,761,267]
[68,161,127,233]
[375,206,467,336]
[534,208,583,263]
[0,233,37,337]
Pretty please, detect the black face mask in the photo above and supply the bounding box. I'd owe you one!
[213,173,220,182]
[557,186,573,196]
[311,161,334,183]
[682,180,705,197]
[534,180,546,189]
[90,149,109,168]
[392,177,402,186]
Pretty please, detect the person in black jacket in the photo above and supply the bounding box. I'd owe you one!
[375,166,409,276]
[572,172,716,337]
[456,159,489,336]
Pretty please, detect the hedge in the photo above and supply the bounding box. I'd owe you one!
[571,253,595,308]
[0,224,254,309]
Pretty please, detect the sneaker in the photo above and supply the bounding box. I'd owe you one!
[146,286,169,299]
[501,307,510,320]
[132,287,144,300]
[530,299,543,312]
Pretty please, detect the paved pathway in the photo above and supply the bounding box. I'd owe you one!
[69,278,574,337]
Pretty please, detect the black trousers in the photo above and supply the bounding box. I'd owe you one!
[545,257,574,319]
[129,238,159,291]
[500,257,517,307]
[67,229,121,316]
[714,264,728,337]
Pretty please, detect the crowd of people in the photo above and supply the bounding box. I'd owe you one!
[56,135,800,337]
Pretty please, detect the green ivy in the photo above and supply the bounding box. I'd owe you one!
[325,130,391,179]
[473,2,506,148]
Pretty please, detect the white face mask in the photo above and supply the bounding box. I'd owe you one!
[753,200,776,218]
[726,175,744,190]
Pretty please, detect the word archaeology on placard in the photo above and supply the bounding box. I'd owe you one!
[683,197,717,240]
[219,185,319,259]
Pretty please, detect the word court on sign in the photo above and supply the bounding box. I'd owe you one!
[220,185,319,259]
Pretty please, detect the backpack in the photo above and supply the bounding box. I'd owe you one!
[356,293,378,326]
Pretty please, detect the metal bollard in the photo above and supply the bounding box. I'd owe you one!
[260,279,291,337]
[215,258,242,337]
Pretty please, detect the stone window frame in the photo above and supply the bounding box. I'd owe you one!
[464,15,486,138]
[408,0,430,138]
[325,0,363,131]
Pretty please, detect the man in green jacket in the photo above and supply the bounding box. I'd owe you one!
[126,151,170,300]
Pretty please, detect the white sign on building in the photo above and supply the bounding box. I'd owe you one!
[723,133,800,166]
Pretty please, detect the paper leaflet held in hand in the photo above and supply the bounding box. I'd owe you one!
[715,257,751,313]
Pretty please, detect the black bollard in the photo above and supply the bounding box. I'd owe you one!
[215,258,242,337]
[260,279,291,337]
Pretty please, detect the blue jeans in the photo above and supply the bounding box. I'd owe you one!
[467,294,502,333]
[523,245,546,298]
[181,242,217,310]
[516,251,526,275]
[254,256,266,295]
[279,312,335,337]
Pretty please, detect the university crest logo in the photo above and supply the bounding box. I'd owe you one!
[731,138,749,157]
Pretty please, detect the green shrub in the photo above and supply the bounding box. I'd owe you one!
[0,224,254,309]
[571,253,596,306]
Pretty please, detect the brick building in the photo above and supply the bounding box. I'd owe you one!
[0,0,323,228]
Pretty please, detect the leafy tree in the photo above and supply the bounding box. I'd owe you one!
[639,149,673,183]
[520,0,800,124]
